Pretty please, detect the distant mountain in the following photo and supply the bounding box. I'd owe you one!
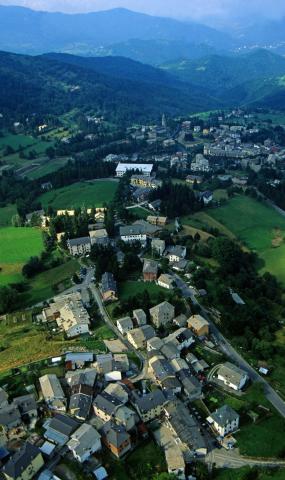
[0,6,233,56]
[87,39,218,66]
[161,50,285,93]
[0,51,220,122]
[236,18,285,46]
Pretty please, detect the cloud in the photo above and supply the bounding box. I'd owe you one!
[1,0,285,20]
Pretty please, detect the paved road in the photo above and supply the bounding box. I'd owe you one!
[175,273,285,418]
[207,448,285,468]
[88,282,147,380]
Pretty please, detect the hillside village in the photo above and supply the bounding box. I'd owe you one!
[1,108,285,480]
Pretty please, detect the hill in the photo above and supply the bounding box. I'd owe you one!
[161,49,285,110]
[0,51,219,122]
[161,50,285,92]
[89,39,218,66]
[0,6,233,56]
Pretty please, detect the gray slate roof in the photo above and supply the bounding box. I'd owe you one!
[211,405,239,427]
[2,442,41,479]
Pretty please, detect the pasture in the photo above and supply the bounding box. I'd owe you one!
[0,227,43,285]
[0,204,17,227]
[0,132,53,167]
[39,180,118,209]
[187,195,285,284]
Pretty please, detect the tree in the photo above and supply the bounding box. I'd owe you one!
[0,286,19,314]
[22,256,45,278]
[151,474,177,480]
[11,214,23,227]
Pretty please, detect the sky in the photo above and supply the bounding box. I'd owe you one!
[1,0,285,21]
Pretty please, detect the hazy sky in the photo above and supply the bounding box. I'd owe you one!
[1,0,285,20]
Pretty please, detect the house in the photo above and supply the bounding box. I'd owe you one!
[146,216,168,226]
[147,336,164,352]
[93,392,122,423]
[208,405,240,437]
[67,423,101,463]
[188,315,209,337]
[160,342,180,361]
[65,368,97,388]
[191,154,210,173]
[149,301,175,328]
[133,309,147,326]
[153,425,186,480]
[39,374,66,412]
[164,400,207,456]
[199,191,213,205]
[89,229,109,246]
[148,199,162,212]
[149,356,181,394]
[55,295,90,338]
[173,314,187,328]
[25,209,47,227]
[171,259,188,272]
[132,187,152,203]
[131,175,161,189]
[132,390,167,422]
[0,387,8,408]
[65,352,94,369]
[2,443,44,480]
[116,163,153,177]
[104,383,129,405]
[151,239,165,256]
[114,405,136,431]
[170,358,188,373]
[0,405,22,430]
[101,272,118,303]
[157,274,176,290]
[113,354,130,373]
[127,325,155,349]
[143,259,158,282]
[96,353,113,374]
[69,385,92,420]
[100,422,131,458]
[166,246,187,263]
[44,414,79,446]
[217,363,249,391]
[13,394,38,421]
[67,237,91,256]
[119,225,147,244]
[177,369,202,401]
[164,328,195,351]
[117,317,134,335]
[134,219,161,237]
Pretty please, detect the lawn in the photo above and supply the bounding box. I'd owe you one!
[21,259,80,306]
[130,206,152,220]
[39,180,118,209]
[119,280,170,301]
[0,310,77,373]
[188,195,285,284]
[214,467,285,480]
[0,227,44,285]
[206,384,285,458]
[0,132,54,167]
[26,158,68,179]
[0,204,17,227]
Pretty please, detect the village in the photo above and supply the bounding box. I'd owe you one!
[1,108,285,480]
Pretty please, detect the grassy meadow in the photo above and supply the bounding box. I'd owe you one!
[0,227,44,285]
[185,195,285,284]
[39,180,118,209]
[0,204,17,227]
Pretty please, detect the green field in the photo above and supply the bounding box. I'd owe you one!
[0,227,44,285]
[119,280,170,301]
[187,195,285,283]
[26,158,69,180]
[39,180,118,209]
[21,259,80,306]
[214,467,285,480]
[0,204,17,227]
[0,132,54,167]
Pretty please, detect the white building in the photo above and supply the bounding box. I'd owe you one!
[68,237,91,256]
[68,423,101,463]
[116,163,153,177]
[116,317,134,335]
[208,405,239,437]
[119,225,147,244]
[191,154,210,172]
[217,362,248,391]
[39,375,66,411]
